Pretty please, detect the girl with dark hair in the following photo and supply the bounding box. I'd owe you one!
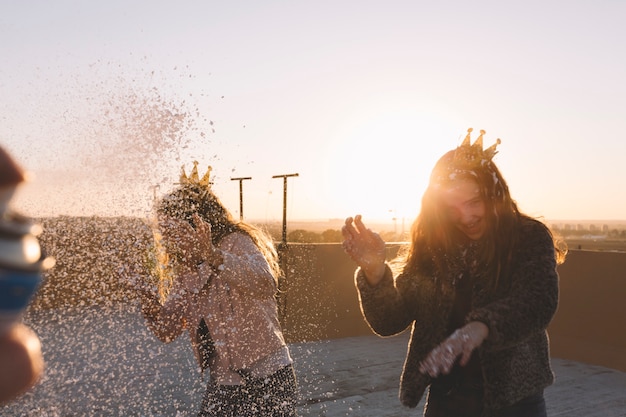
[131,164,298,417]
[342,129,566,417]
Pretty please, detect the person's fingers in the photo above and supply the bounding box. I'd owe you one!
[441,344,459,374]
[419,339,466,377]
[192,214,208,232]
[459,348,473,367]
[418,357,431,375]
[423,358,443,377]
[419,347,440,377]
[192,215,212,244]
[434,345,451,375]
[342,217,357,238]
[354,214,368,233]
[192,214,203,230]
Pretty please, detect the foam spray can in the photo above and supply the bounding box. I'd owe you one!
[0,146,54,335]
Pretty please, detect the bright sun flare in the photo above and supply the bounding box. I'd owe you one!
[323,107,459,225]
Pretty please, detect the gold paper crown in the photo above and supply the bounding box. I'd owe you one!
[453,128,501,169]
[180,161,212,187]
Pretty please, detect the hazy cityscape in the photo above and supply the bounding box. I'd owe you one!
[226,217,626,252]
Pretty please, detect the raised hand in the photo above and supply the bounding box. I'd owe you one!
[341,215,387,285]
[159,214,215,269]
[191,214,224,269]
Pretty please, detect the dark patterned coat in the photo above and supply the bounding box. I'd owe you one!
[355,218,559,415]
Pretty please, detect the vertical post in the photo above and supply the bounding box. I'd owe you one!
[271,173,298,331]
[230,177,252,221]
[272,173,299,246]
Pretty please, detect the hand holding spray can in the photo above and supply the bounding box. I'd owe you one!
[0,146,55,335]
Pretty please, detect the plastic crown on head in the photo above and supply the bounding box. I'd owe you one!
[180,161,212,188]
[453,128,501,170]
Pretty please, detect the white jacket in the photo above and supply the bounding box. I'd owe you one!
[185,232,291,384]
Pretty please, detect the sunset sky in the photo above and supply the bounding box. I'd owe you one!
[1,1,625,224]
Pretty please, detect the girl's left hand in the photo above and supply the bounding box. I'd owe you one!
[159,214,214,267]
[419,321,489,377]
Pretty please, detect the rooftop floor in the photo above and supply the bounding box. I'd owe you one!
[2,306,625,416]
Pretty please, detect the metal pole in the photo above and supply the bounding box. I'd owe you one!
[230,177,252,221]
[272,173,299,246]
[271,173,298,329]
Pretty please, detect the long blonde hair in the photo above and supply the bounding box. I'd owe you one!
[152,184,282,299]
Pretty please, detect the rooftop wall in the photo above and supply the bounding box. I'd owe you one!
[30,217,626,372]
[277,244,626,373]
[547,250,626,372]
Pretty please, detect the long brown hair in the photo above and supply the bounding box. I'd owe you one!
[400,150,566,292]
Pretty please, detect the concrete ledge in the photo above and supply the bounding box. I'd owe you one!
[31,217,626,373]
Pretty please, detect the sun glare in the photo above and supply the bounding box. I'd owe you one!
[323,107,457,225]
